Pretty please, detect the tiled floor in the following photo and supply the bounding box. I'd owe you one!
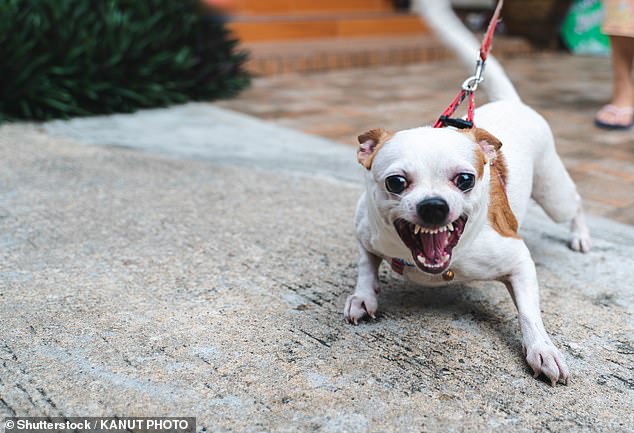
[217,52,634,225]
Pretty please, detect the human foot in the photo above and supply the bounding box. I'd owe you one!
[594,104,634,130]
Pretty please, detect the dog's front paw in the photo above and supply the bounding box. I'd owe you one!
[344,294,377,324]
[525,343,570,386]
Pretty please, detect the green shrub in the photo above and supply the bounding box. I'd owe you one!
[0,0,250,121]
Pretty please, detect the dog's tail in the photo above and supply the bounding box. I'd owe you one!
[414,0,521,102]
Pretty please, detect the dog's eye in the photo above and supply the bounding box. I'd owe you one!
[385,175,408,194]
[454,173,475,192]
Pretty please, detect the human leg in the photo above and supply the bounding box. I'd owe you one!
[595,35,634,129]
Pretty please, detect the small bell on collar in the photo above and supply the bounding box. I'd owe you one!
[442,270,455,281]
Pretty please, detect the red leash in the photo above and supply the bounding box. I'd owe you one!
[433,0,504,129]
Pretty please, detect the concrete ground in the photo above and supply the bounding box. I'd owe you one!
[1,101,633,432]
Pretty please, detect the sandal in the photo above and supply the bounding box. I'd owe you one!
[594,104,634,130]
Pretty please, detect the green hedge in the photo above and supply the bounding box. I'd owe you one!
[0,0,250,121]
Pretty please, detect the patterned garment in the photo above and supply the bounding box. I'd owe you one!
[603,0,634,37]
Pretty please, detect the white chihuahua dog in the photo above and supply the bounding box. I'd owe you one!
[344,0,591,385]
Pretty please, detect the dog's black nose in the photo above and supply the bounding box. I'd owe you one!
[417,197,449,226]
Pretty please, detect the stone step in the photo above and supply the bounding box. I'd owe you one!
[227,0,394,15]
[241,34,533,75]
[227,12,427,43]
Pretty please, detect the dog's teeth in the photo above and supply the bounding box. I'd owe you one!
[448,223,454,232]
[415,225,421,234]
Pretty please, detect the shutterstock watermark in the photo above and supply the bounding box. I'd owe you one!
[3,417,195,433]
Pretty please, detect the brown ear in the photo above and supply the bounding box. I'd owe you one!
[462,128,517,237]
[357,128,392,170]
[462,127,502,162]
[488,154,520,238]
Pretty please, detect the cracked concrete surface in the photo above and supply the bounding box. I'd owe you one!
[1,105,633,432]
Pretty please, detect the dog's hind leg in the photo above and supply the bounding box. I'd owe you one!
[531,142,591,252]
[344,241,382,324]
[569,207,591,252]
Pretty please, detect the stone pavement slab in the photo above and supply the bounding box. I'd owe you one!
[1,105,633,432]
[44,104,360,183]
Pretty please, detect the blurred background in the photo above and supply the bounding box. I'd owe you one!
[1,0,630,223]
[221,0,606,75]
[0,0,609,122]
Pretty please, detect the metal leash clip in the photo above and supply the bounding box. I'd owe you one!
[433,0,503,129]
[461,59,486,93]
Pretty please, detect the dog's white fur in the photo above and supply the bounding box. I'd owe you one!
[344,0,591,385]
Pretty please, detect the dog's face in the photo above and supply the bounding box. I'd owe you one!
[358,126,503,274]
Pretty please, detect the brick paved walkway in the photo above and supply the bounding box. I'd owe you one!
[217,52,634,225]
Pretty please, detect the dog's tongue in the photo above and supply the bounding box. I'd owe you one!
[420,231,448,262]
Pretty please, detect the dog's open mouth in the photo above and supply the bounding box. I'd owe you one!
[394,216,467,274]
